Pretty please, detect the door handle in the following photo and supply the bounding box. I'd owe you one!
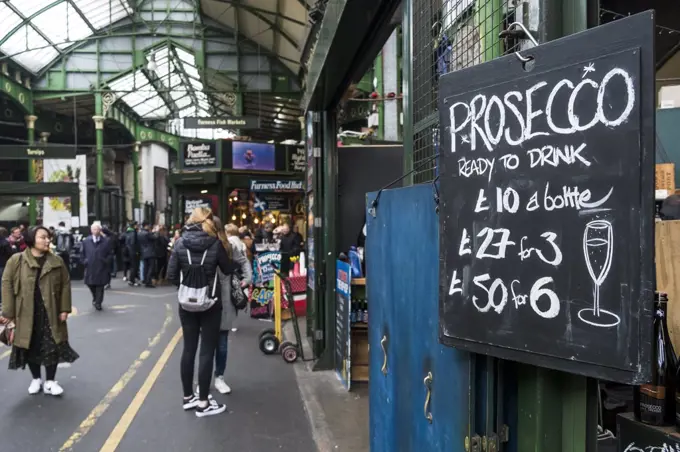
[380,335,388,375]
[423,371,433,423]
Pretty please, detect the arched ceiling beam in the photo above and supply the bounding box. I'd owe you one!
[2,2,65,57]
[212,0,306,26]
[26,20,300,82]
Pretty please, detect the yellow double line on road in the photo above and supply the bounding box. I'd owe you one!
[59,303,175,452]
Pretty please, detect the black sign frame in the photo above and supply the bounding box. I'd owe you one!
[437,12,655,383]
[0,145,77,160]
[183,116,260,129]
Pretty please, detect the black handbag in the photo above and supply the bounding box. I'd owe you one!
[230,275,248,310]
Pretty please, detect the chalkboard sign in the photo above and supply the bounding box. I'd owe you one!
[336,260,352,390]
[438,12,655,383]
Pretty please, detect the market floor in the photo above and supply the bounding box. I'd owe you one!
[0,278,317,452]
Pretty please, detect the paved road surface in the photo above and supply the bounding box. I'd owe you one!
[0,279,316,452]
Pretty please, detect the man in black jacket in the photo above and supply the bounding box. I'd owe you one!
[124,223,141,286]
[278,223,301,275]
[137,222,157,288]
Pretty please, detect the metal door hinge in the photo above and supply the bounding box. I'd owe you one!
[313,147,321,157]
[465,435,482,452]
[314,217,322,227]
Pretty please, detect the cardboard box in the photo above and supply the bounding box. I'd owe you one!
[656,163,676,192]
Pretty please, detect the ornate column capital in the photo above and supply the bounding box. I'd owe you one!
[39,132,50,143]
[92,115,105,130]
[24,115,38,129]
[134,141,141,152]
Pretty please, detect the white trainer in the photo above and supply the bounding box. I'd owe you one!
[28,379,42,395]
[43,381,64,396]
[214,376,231,394]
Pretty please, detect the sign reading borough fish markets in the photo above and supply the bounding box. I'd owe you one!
[437,12,655,384]
[183,116,260,130]
[250,180,304,193]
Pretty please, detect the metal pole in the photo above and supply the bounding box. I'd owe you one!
[25,114,38,225]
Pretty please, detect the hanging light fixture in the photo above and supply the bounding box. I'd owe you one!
[241,213,247,219]
[231,215,237,221]
[147,53,157,73]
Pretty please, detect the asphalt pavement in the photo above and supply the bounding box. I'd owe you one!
[0,278,316,452]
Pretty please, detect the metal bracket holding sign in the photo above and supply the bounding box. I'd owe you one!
[437,11,655,384]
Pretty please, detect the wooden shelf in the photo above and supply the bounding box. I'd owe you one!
[351,323,368,330]
[351,278,366,286]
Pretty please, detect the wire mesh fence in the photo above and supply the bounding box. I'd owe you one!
[412,0,525,183]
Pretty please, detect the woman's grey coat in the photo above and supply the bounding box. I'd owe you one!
[218,243,252,331]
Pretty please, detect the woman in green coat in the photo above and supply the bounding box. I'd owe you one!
[1,226,79,396]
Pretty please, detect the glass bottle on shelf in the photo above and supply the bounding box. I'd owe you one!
[636,292,676,426]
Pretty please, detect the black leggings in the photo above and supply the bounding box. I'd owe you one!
[179,302,221,401]
[29,363,57,381]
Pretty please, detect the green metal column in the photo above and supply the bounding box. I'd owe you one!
[25,115,38,225]
[401,0,413,186]
[316,109,338,370]
[375,54,384,140]
[132,142,141,210]
[93,93,105,221]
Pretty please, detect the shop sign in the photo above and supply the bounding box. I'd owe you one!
[257,194,290,212]
[250,287,274,319]
[183,116,260,129]
[0,145,76,160]
[250,180,304,192]
[184,197,212,214]
[335,259,352,390]
[181,142,218,169]
[437,12,654,383]
[289,147,306,172]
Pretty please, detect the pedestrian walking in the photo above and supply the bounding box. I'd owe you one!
[213,221,252,393]
[81,222,112,311]
[0,226,78,396]
[137,222,157,288]
[0,227,14,311]
[53,222,73,273]
[123,223,140,286]
[154,226,170,285]
[167,207,236,417]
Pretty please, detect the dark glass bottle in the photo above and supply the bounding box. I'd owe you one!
[636,292,676,425]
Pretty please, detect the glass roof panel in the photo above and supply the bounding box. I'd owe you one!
[0,5,25,42]
[33,2,91,49]
[71,0,132,30]
[1,25,59,72]
[0,0,132,72]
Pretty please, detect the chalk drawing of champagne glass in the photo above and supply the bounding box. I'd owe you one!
[578,220,620,328]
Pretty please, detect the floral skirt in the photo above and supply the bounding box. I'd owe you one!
[8,304,79,370]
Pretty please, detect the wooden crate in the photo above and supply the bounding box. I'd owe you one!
[656,163,676,192]
[656,220,680,351]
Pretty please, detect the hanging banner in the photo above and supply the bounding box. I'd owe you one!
[0,144,77,160]
[43,155,88,229]
[180,142,218,169]
[250,287,275,319]
[183,116,260,129]
[437,12,655,383]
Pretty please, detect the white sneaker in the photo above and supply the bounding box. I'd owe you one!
[43,380,64,396]
[195,398,227,418]
[123,276,127,282]
[28,379,42,395]
[214,376,231,394]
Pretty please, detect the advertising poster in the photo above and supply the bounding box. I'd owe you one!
[43,155,88,229]
[232,141,275,171]
[250,286,274,319]
[254,251,281,285]
[181,142,218,169]
[184,197,213,215]
[289,146,305,172]
[307,194,315,289]
[336,259,352,390]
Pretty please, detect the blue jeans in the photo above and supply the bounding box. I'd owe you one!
[214,331,229,377]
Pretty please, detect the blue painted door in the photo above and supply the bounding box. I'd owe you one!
[367,184,471,451]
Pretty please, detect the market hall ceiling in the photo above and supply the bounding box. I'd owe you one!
[0,0,312,142]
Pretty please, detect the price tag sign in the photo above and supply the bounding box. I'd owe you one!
[437,12,655,383]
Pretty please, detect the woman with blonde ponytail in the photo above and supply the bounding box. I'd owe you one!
[167,207,236,417]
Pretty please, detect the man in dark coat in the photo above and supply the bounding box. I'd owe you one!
[278,223,301,275]
[82,222,112,311]
[137,222,157,288]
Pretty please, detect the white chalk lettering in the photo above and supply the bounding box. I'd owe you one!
[476,227,516,260]
[543,182,613,211]
[449,270,463,295]
[496,187,520,213]
[459,228,472,256]
[529,277,560,319]
[527,143,591,168]
[458,157,495,181]
[498,154,519,170]
[475,189,489,212]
